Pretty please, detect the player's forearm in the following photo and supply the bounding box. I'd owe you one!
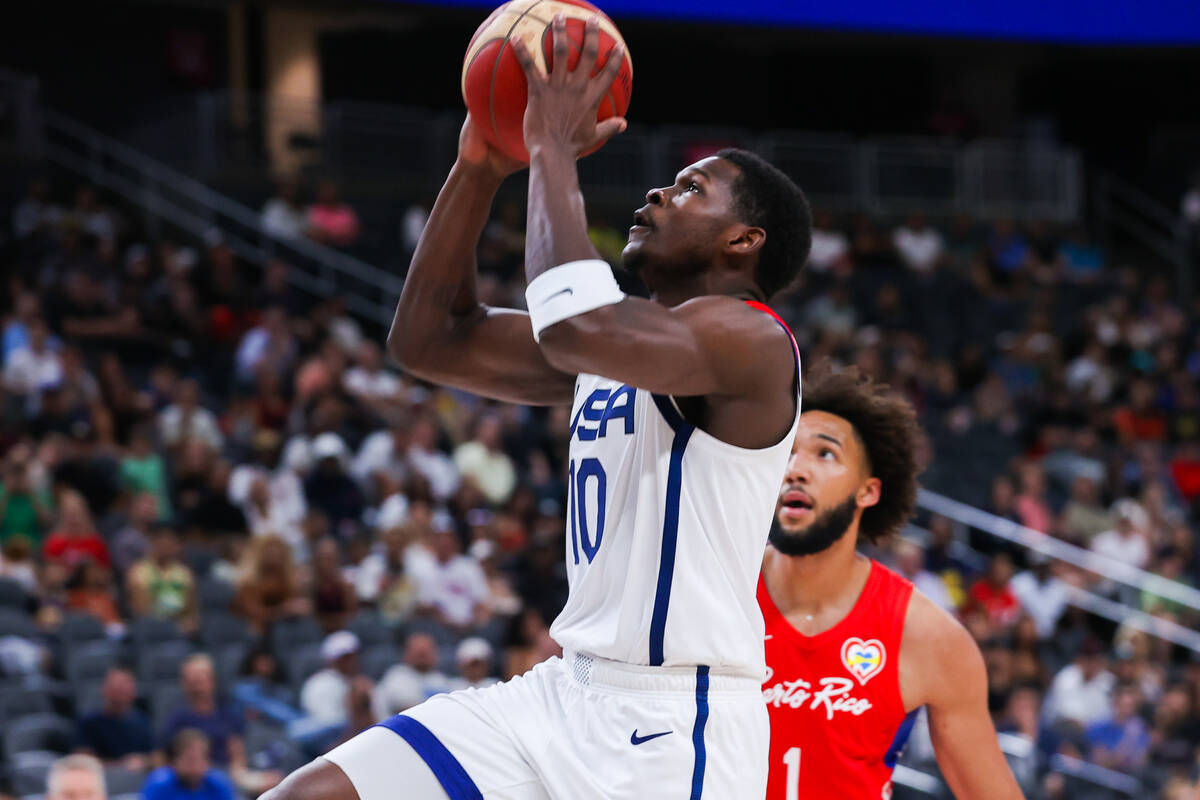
[388,161,503,369]
[525,144,601,281]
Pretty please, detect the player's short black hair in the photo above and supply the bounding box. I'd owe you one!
[802,363,923,544]
[716,148,812,299]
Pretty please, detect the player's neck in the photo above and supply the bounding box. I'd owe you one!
[647,272,760,308]
[764,532,873,631]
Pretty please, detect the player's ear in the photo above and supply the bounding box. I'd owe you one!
[724,225,765,257]
[857,477,882,510]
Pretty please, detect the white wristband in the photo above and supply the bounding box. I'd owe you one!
[525,259,626,342]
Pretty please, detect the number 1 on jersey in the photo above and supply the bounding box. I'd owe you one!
[569,458,607,564]
[783,747,801,800]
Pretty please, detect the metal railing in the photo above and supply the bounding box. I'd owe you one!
[141,90,1084,221]
[40,109,404,328]
[1093,169,1191,297]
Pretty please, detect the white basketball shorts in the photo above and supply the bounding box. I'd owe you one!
[324,650,768,800]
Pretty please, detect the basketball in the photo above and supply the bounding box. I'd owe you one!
[461,0,634,162]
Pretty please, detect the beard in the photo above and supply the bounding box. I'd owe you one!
[768,493,859,557]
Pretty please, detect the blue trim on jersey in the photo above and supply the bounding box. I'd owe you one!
[883,709,919,769]
[650,392,687,432]
[690,666,710,799]
[375,715,483,800]
[648,403,694,666]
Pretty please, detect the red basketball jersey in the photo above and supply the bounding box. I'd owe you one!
[760,560,917,800]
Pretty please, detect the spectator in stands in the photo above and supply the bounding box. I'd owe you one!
[1086,683,1151,772]
[120,427,173,523]
[455,637,498,690]
[233,535,310,635]
[261,181,308,241]
[157,380,223,453]
[1009,553,1071,639]
[43,491,110,569]
[408,412,459,502]
[1015,460,1053,534]
[160,656,244,771]
[66,561,122,629]
[234,307,298,387]
[305,180,361,248]
[416,527,491,634]
[0,444,54,548]
[109,492,160,574]
[892,212,944,274]
[1091,499,1151,570]
[965,552,1021,630]
[352,421,411,499]
[300,630,362,725]
[1059,475,1112,545]
[4,317,62,400]
[13,177,64,239]
[303,433,364,538]
[76,666,153,769]
[66,185,116,241]
[892,538,954,611]
[354,526,420,627]
[126,525,198,634]
[342,339,405,408]
[0,535,39,593]
[142,729,236,800]
[804,211,850,275]
[453,414,516,506]
[373,632,462,719]
[1042,637,1116,732]
[46,754,106,800]
[309,538,357,633]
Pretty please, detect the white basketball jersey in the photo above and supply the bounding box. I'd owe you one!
[549,304,801,678]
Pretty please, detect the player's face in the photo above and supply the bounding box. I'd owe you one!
[621,157,744,286]
[769,411,876,556]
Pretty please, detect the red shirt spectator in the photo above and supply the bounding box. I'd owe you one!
[43,491,111,569]
[306,181,361,248]
[966,553,1021,628]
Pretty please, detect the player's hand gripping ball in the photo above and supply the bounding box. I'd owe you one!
[462,0,633,163]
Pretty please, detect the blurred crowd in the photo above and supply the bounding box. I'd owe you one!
[1,174,1199,800]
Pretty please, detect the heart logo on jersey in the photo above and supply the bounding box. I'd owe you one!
[840,637,887,685]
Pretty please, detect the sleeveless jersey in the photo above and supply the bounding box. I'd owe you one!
[549,302,801,677]
[760,560,917,800]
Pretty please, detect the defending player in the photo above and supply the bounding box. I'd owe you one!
[761,365,1024,799]
[268,15,809,800]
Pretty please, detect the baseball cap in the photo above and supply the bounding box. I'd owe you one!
[321,631,360,663]
[312,432,348,461]
[456,637,492,664]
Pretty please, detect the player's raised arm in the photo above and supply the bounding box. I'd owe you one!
[386,118,576,406]
[902,594,1026,799]
[512,18,803,411]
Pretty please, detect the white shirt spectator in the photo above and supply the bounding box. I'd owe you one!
[402,205,429,252]
[1010,568,1071,638]
[893,222,945,274]
[262,197,308,240]
[1042,663,1115,728]
[343,367,404,402]
[409,446,460,502]
[352,430,408,488]
[300,668,349,723]
[416,554,490,627]
[453,441,516,506]
[912,571,955,613]
[228,466,308,555]
[807,227,849,273]
[372,664,464,719]
[3,345,62,397]
[157,404,223,451]
[1091,528,1150,570]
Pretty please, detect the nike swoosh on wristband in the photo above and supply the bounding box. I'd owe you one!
[630,730,673,745]
[546,287,574,300]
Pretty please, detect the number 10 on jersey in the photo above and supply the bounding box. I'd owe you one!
[569,458,607,564]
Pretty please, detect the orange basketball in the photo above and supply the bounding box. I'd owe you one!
[462,0,633,163]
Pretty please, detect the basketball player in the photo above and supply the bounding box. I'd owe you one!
[267,16,810,800]
[760,366,1023,799]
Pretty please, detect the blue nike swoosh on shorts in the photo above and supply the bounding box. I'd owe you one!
[630,730,673,745]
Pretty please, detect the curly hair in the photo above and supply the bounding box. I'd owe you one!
[801,363,923,544]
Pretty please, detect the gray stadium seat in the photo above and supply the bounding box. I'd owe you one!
[268,616,323,659]
[8,751,59,796]
[63,639,120,684]
[212,642,250,692]
[127,616,184,650]
[0,688,53,722]
[197,576,236,612]
[2,713,75,757]
[0,577,30,610]
[361,644,400,681]
[285,643,325,693]
[102,766,147,795]
[0,608,40,640]
[199,612,253,650]
[55,612,106,644]
[137,640,193,683]
[72,678,105,717]
[149,683,186,735]
[347,610,390,648]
